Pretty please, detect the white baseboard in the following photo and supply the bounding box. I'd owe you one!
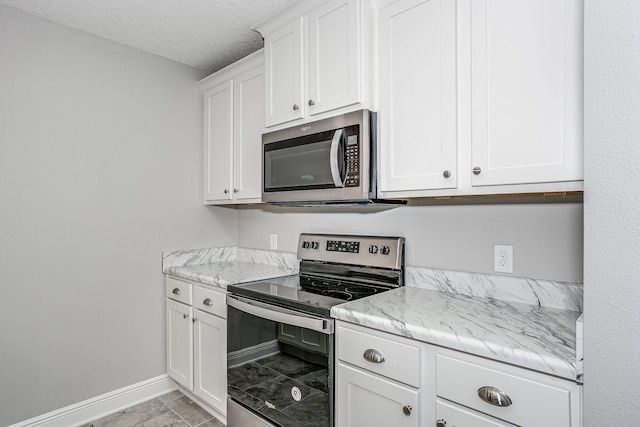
[9,374,178,427]
[227,339,279,368]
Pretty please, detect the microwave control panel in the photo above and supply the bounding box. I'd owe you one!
[345,134,360,187]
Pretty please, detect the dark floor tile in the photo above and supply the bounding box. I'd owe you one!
[281,392,330,427]
[228,361,280,390]
[259,353,325,378]
[245,375,319,411]
[165,396,213,427]
[87,398,170,427]
[297,368,329,393]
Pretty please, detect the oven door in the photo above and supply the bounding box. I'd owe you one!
[227,294,334,427]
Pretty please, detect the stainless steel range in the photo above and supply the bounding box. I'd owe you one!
[226,233,405,427]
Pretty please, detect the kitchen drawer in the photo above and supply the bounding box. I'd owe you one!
[193,285,226,318]
[166,276,193,305]
[436,399,516,426]
[436,354,573,427]
[337,322,420,387]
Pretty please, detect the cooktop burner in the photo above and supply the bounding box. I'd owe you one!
[299,276,383,301]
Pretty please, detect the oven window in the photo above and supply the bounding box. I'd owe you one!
[227,305,332,427]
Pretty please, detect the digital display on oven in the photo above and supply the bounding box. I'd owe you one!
[326,240,360,253]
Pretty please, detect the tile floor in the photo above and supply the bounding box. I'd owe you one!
[80,390,225,427]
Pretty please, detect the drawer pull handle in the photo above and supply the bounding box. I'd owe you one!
[363,349,385,363]
[477,386,513,407]
[436,420,446,427]
[203,298,214,306]
[172,288,181,295]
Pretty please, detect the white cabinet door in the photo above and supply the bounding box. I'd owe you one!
[233,66,264,201]
[308,0,360,116]
[470,0,583,187]
[265,18,304,127]
[204,81,233,202]
[436,399,516,426]
[166,299,193,390]
[336,362,420,427]
[378,0,458,193]
[194,309,227,415]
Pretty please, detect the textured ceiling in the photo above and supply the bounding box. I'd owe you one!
[0,0,292,73]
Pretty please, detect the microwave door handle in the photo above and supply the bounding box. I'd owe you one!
[329,129,346,188]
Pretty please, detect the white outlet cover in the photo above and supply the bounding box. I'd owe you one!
[494,245,513,273]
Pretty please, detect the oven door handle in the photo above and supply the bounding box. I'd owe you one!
[227,294,334,335]
[329,128,346,188]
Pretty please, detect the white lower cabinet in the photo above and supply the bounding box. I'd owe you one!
[166,276,227,419]
[335,321,582,427]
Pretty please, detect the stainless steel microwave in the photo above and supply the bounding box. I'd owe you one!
[262,110,403,206]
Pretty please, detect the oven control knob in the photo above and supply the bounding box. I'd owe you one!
[302,241,310,249]
[380,246,391,255]
[312,241,319,250]
[368,245,378,254]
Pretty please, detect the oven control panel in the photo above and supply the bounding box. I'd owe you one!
[298,233,404,270]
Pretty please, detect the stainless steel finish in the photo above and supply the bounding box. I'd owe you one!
[308,99,315,106]
[436,419,446,427]
[477,386,513,407]
[172,288,181,295]
[298,233,405,271]
[293,104,299,111]
[329,129,345,188]
[203,298,214,306]
[262,109,374,204]
[228,398,276,427]
[363,349,385,363]
[227,294,334,334]
[473,166,482,175]
[443,170,451,178]
[402,405,412,416]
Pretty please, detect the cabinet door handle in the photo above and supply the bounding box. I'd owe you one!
[203,298,214,306]
[443,170,451,178]
[224,189,229,194]
[233,188,239,193]
[402,405,412,416]
[472,166,482,175]
[436,419,446,427]
[308,99,315,106]
[182,313,188,319]
[293,104,299,111]
[172,288,181,295]
[363,348,385,363]
[477,386,513,407]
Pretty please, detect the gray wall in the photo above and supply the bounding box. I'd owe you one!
[238,202,583,283]
[0,7,237,425]
[584,0,640,425]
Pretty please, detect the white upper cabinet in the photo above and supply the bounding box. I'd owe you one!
[257,0,369,128]
[378,0,457,193]
[200,51,264,205]
[377,0,584,198]
[470,0,584,187]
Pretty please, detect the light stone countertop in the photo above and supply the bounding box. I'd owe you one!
[164,260,298,288]
[331,286,581,381]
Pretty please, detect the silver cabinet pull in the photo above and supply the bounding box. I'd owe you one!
[224,189,229,194]
[443,170,451,178]
[363,349,385,363]
[293,104,299,111]
[402,405,412,416]
[436,419,446,427]
[477,386,513,407]
[472,166,482,175]
[233,188,238,193]
[172,288,181,295]
[308,99,315,106]
[203,298,214,307]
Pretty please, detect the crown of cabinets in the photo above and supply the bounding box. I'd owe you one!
[200,51,264,204]
[377,0,584,198]
[253,0,373,128]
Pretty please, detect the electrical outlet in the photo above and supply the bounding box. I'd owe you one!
[270,234,278,250]
[494,245,513,273]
